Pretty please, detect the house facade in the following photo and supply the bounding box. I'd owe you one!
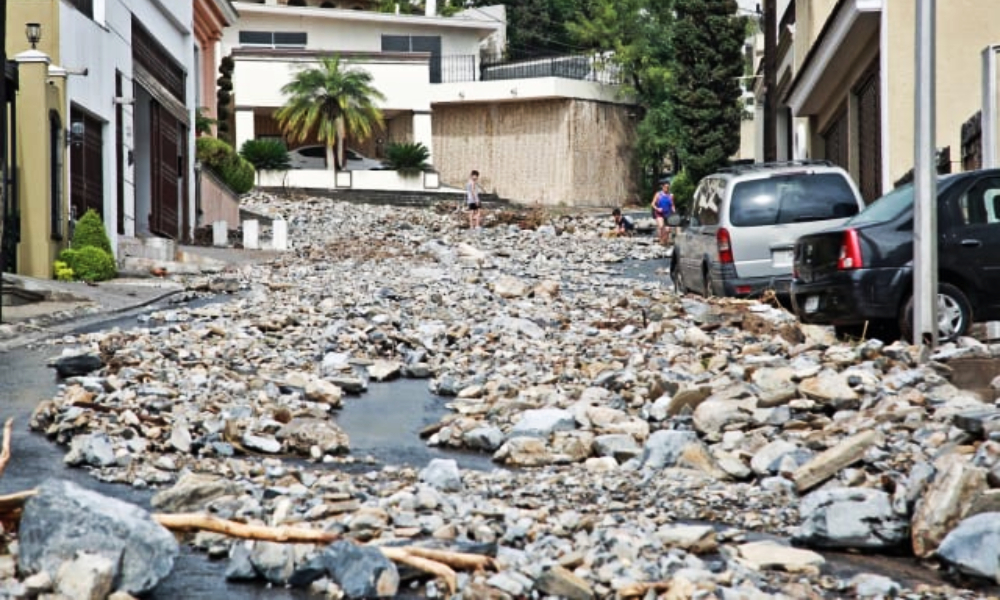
[755,0,1000,202]
[225,1,638,206]
[3,0,236,280]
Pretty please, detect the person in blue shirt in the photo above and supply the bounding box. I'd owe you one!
[651,180,674,245]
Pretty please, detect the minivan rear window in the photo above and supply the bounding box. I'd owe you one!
[729,173,860,227]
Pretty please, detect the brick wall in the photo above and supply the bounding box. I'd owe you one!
[432,99,638,207]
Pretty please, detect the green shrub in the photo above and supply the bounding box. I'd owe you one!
[59,247,117,282]
[240,139,291,172]
[53,260,74,282]
[197,137,256,194]
[668,170,696,216]
[72,209,113,255]
[384,142,431,176]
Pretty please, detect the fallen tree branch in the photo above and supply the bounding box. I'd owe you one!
[401,546,496,572]
[0,418,14,479]
[0,489,35,513]
[380,547,457,596]
[153,513,341,544]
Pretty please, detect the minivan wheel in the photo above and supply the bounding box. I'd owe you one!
[702,265,716,298]
[671,257,686,294]
[899,283,972,343]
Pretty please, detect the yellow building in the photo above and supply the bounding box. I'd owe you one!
[756,0,1000,202]
[4,5,69,279]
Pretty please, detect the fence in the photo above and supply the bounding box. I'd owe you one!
[438,53,623,85]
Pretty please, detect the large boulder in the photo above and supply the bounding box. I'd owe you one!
[322,540,399,599]
[794,487,909,550]
[911,455,988,558]
[18,479,179,595]
[936,512,1000,582]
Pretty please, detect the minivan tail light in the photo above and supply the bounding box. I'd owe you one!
[837,229,863,270]
[717,228,734,264]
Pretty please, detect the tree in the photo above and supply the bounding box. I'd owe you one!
[275,56,385,171]
[569,0,673,199]
[670,0,746,185]
[469,0,585,59]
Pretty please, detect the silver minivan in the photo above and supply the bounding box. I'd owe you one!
[671,161,865,298]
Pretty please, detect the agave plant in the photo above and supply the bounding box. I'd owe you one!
[384,142,432,176]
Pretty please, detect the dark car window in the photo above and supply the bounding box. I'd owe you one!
[299,146,325,158]
[847,174,962,227]
[958,177,1000,225]
[728,173,858,227]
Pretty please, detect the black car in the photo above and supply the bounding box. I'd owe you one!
[790,169,1000,342]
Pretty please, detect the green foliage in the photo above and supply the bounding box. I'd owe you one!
[58,247,117,282]
[276,55,385,170]
[240,139,291,172]
[668,169,696,215]
[670,0,746,185]
[384,142,431,176]
[196,107,216,136]
[53,260,74,282]
[197,137,256,194]
[470,0,584,59]
[72,209,114,255]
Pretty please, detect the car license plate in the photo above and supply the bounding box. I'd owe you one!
[804,295,819,313]
[772,249,794,267]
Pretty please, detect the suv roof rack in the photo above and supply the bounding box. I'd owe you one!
[717,159,834,174]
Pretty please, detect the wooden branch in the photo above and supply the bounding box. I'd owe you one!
[380,547,457,596]
[0,489,35,513]
[402,546,496,572]
[153,513,340,544]
[0,419,14,480]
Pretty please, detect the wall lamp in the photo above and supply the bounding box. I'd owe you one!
[26,23,42,50]
[67,121,85,147]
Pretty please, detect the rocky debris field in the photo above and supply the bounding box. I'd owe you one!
[5,193,1000,599]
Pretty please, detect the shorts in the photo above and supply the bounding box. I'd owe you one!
[467,202,481,211]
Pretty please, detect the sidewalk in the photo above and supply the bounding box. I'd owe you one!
[0,244,281,352]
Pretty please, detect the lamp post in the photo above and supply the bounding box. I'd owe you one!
[913,0,938,351]
[25,23,41,50]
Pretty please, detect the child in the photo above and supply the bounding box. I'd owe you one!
[612,208,635,237]
[651,180,674,245]
[465,170,482,229]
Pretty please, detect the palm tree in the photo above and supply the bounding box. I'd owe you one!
[275,55,385,171]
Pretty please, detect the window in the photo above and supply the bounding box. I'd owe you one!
[239,31,308,48]
[728,173,859,227]
[49,112,64,240]
[691,178,722,226]
[959,178,1000,226]
[382,35,442,83]
[69,0,94,19]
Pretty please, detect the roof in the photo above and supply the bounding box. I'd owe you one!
[232,2,502,36]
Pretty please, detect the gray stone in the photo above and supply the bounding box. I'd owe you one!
[912,455,988,558]
[64,433,116,468]
[55,552,116,600]
[850,573,901,598]
[241,433,282,454]
[463,426,504,451]
[151,472,243,513]
[225,541,257,581]
[639,430,699,470]
[592,434,641,462]
[509,408,576,439]
[250,541,294,584]
[535,565,594,600]
[276,418,350,455]
[794,487,908,550]
[51,353,103,378]
[322,540,399,599]
[419,459,463,492]
[19,479,178,595]
[936,512,1000,582]
[749,440,798,476]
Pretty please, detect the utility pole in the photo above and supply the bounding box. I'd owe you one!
[762,0,777,162]
[913,0,938,350]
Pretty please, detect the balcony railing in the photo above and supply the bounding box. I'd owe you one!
[439,54,623,85]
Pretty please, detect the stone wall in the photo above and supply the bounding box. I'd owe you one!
[432,99,638,207]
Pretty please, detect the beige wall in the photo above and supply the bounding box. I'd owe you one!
[795,0,839,70]
[432,99,637,207]
[885,0,1000,184]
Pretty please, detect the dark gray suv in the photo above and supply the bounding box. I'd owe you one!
[671,161,865,298]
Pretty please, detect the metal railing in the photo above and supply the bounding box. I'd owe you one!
[438,53,623,85]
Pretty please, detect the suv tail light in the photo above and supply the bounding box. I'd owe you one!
[837,229,863,270]
[717,228,734,264]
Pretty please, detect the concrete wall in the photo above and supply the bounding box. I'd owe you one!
[884,0,1000,185]
[199,170,241,228]
[432,99,637,207]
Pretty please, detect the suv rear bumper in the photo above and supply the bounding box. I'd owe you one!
[719,272,792,297]
[790,268,904,325]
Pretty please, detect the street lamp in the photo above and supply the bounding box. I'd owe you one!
[25,23,42,50]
